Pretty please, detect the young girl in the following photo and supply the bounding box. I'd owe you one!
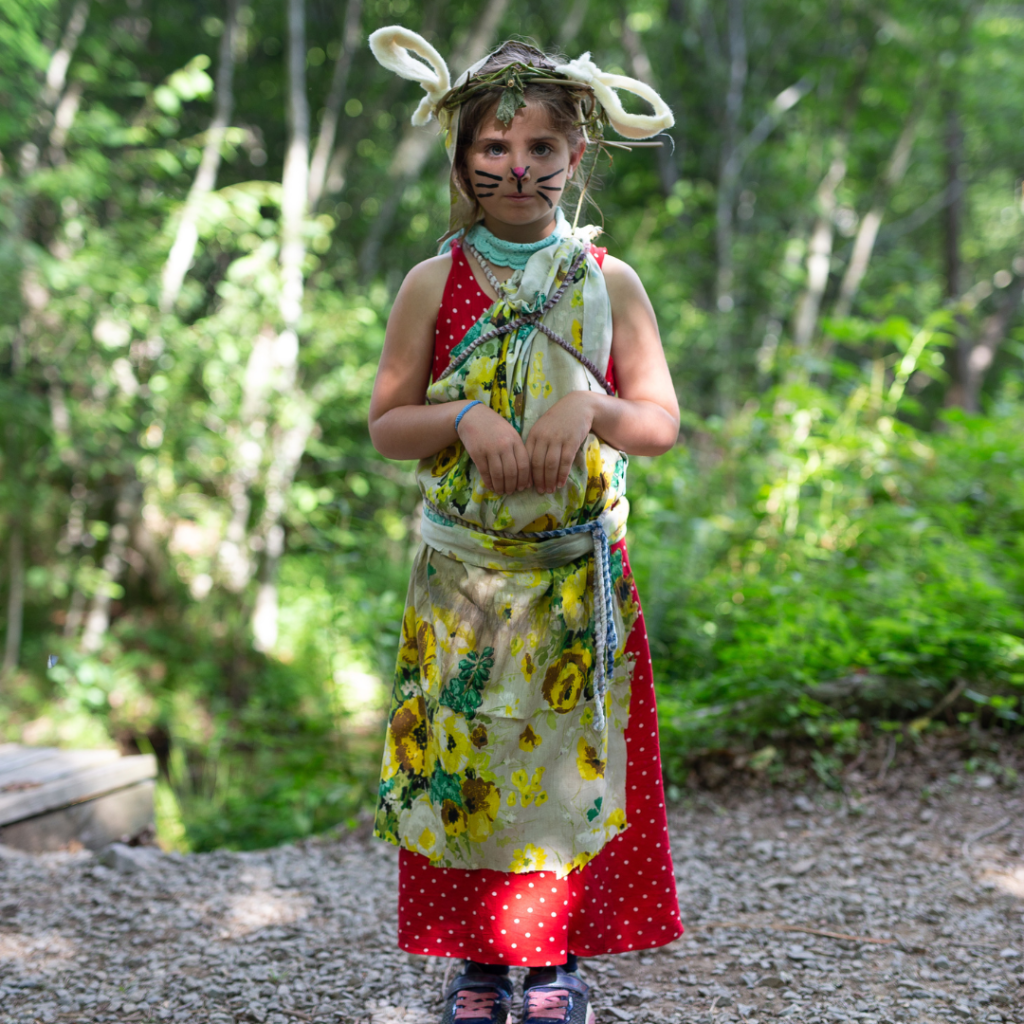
[367,29,683,1024]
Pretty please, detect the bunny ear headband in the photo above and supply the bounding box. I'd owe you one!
[368,25,674,160]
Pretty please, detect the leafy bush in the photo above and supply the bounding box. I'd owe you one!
[629,354,1024,772]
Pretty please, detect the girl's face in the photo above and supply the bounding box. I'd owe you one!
[462,99,586,241]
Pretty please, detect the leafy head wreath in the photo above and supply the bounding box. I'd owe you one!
[368,26,675,230]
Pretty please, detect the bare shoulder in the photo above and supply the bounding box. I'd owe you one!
[598,254,654,311]
[399,252,452,305]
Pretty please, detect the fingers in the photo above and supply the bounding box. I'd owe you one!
[483,443,531,494]
[527,439,561,494]
[488,450,509,496]
[555,444,575,490]
[543,443,562,494]
[513,441,532,492]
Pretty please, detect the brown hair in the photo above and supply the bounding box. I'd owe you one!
[445,40,597,237]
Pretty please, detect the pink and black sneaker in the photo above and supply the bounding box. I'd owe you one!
[521,966,595,1024]
[441,966,513,1024]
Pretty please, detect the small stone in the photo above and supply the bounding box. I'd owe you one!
[974,773,996,789]
[791,857,817,876]
[96,843,163,874]
[998,948,1019,959]
[760,876,798,889]
[756,976,786,989]
[793,795,815,814]
[786,945,815,961]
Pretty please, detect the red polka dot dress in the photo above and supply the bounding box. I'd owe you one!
[399,240,683,966]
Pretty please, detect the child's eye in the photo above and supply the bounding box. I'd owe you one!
[486,144,504,156]
[534,144,551,156]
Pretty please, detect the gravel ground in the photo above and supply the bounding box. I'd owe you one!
[1,740,1023,1024]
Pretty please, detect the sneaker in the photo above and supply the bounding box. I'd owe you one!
[521,966,595,1024]
[441,967,513,1024]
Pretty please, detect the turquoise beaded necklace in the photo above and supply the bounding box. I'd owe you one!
[463,209,568,269]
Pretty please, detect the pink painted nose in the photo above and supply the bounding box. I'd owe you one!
[512,166,527,178]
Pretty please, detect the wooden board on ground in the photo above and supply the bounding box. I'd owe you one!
[0,746,157,852]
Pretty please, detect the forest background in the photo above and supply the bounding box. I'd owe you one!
[2,0,1023,852]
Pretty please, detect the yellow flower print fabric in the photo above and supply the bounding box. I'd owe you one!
[374,229,639,878]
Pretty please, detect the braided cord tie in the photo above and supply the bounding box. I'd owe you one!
[440,248,615,396]
[423,499,619,731]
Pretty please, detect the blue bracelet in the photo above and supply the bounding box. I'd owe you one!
[454,400,482,433]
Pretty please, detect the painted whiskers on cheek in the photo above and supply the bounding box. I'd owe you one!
[473,169,501,198]
[535,168,566,209]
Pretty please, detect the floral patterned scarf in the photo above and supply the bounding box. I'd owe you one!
[374,229,639,878]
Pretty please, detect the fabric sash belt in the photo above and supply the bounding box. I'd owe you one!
[420,498,629,731]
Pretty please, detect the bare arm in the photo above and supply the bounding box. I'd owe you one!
[368,254,463,460]
[525,254,680,492]
[368,255,532,494]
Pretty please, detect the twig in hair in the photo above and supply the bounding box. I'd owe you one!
[600,139,665,149]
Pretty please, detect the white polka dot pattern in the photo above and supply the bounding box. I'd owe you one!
[432,240,615,389]
[395,541,683,966]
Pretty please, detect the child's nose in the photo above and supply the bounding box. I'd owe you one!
[511,166,528,179]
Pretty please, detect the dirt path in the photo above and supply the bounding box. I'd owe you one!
[1,741,1022,1024]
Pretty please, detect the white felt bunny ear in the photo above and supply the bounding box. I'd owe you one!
[368,26,451,127]
[554,53,674,140]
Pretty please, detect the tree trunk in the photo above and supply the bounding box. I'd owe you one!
[791,150,846,354]
[557,0,589,48]
[250,0,311,652]
[961,270,1024,413]
[41,0,90,109]
[621,18,677,196]
[831,103,920,321]
[2,524,25,676]
[713,0,747,415]
[358,0,512,281]
[80,480,138,654]
[159,0,242,313]
[308,0,363,211]
[943,97,971,409]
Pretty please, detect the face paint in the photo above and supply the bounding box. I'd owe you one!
[472,169,499,199]
[510,165,530,193]
[536,169,565,183]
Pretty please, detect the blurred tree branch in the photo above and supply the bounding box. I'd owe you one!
[308,0,363,211]
[160,0,244,314]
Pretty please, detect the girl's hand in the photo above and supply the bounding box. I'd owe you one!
[457,403,533,495]
[525,391,597,494]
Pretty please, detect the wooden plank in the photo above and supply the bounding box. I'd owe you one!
[0,746,62,776]
[0,780,155,852]
[0,748,119,789]
[0,754,157,826]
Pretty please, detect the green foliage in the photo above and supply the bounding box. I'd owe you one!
[2,0,1023,850]
[629,375,1024,768]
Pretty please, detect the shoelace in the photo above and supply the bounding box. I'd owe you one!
[454,989,499,1021]
[525,989,571,1021]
